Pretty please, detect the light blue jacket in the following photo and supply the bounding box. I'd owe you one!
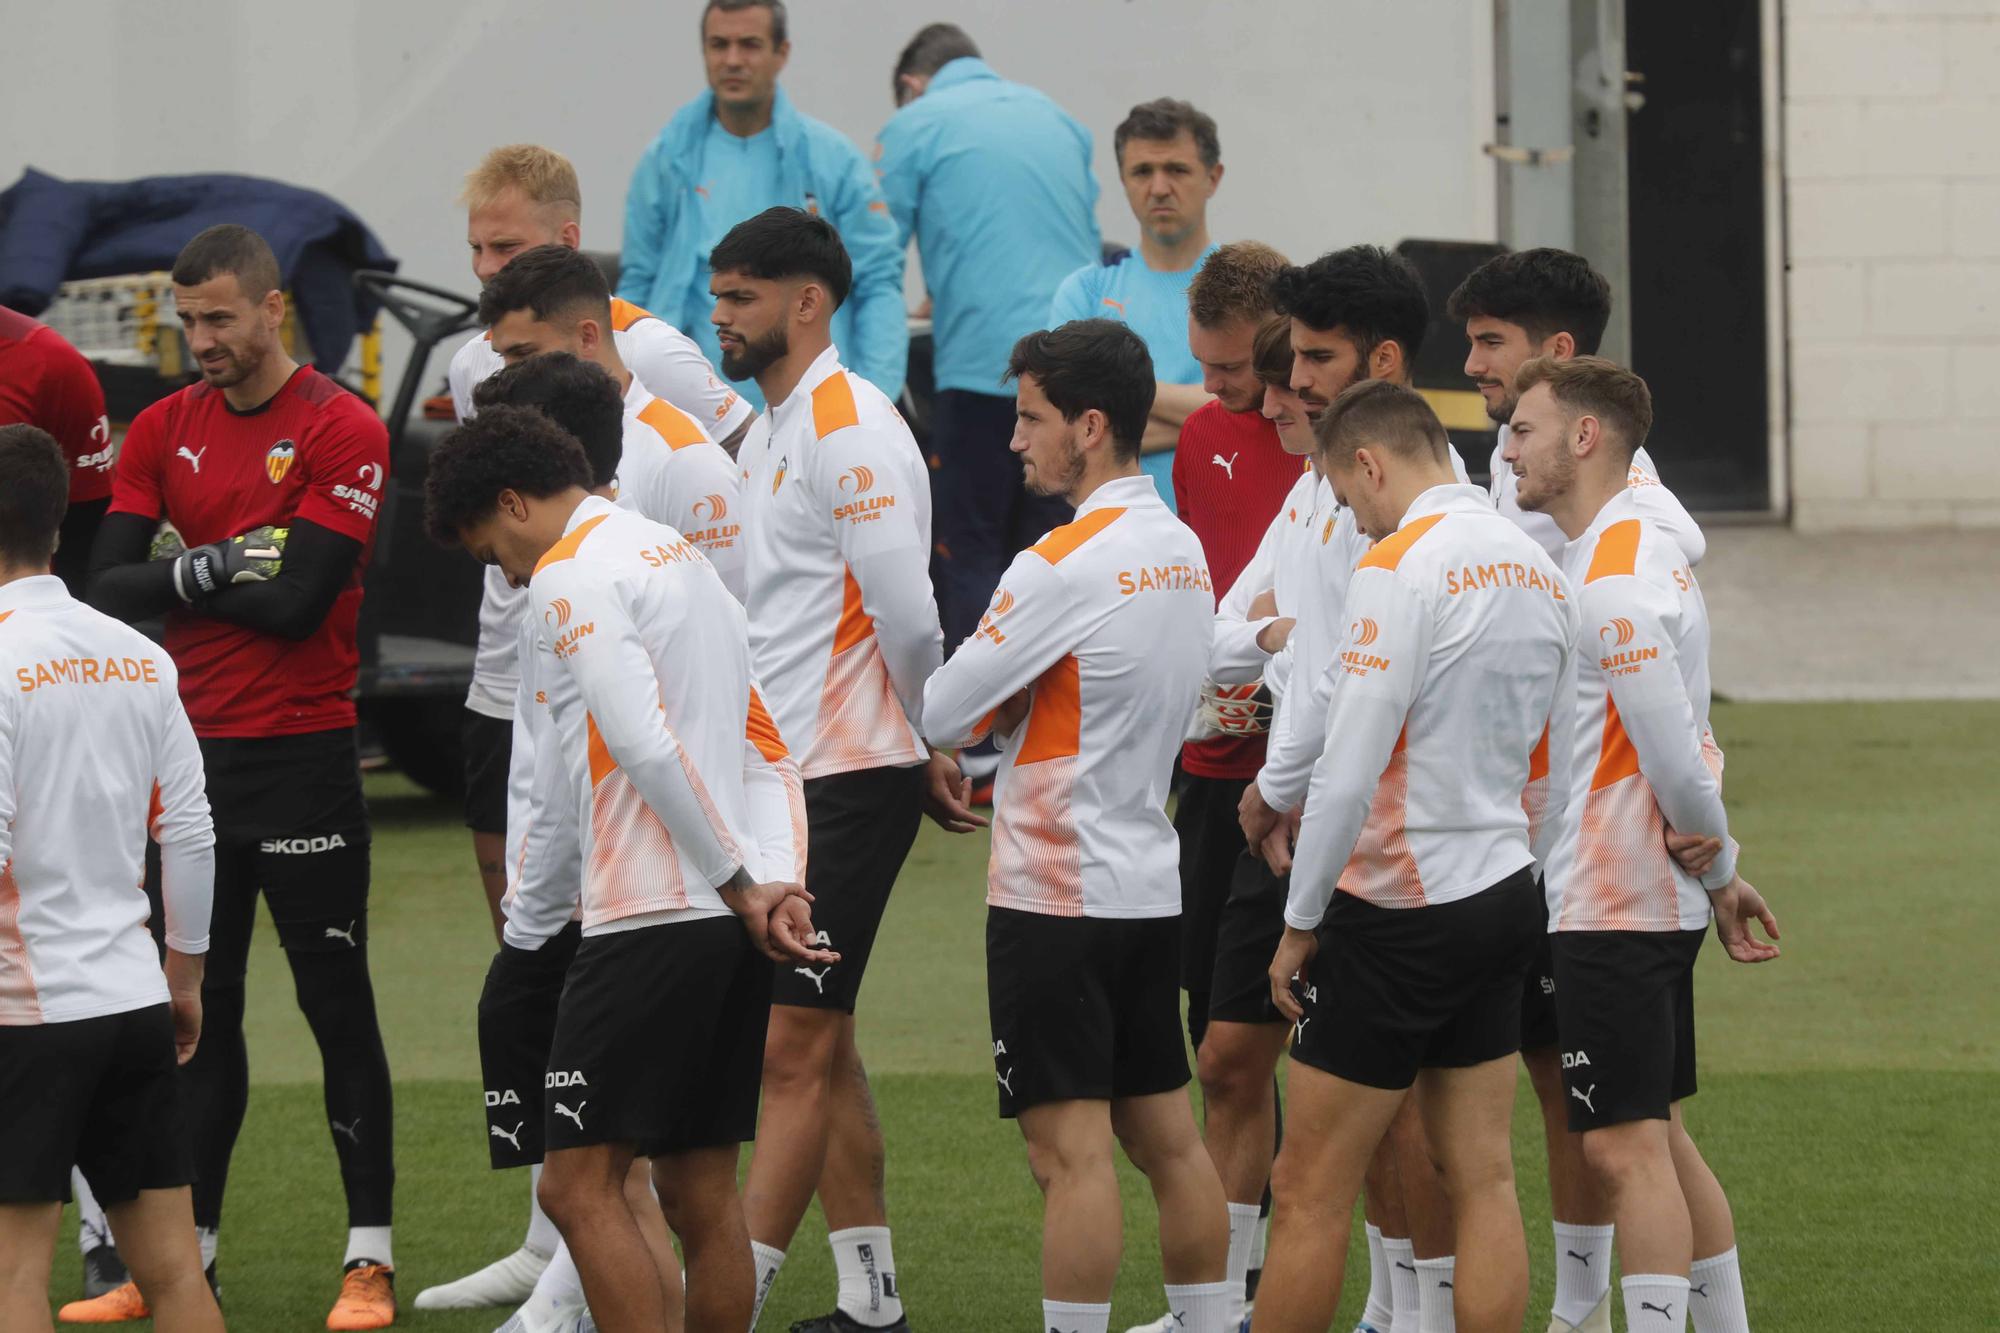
[620,86,908,403]
[875,58,1099,395]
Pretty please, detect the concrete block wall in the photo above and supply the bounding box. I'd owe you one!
[1785,0,2000,528]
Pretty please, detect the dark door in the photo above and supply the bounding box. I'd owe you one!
[1625,1,1771,512]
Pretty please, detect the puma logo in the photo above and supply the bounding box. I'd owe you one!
[1570,1083,1598,1114]
[324,920,358,947]
[1293,1015,1310,1043]
[1212,452,1238,479]
[1567,1249,1594,1267]
[1640,1301,1674,1320]
[490,1122,523,1151]
[177,446,207,473]
[796,965,831,994]
[1691,1283,1710,1298]
[996,1067,1015,1096]
[555,1101,586,1130]
[1395,1261,1416,1274]
[329,1117,361,1146]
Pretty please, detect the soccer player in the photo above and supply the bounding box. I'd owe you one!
[423,403,831,1333]
[1240,246,1464,1333]
[80,225,398,1331]
[1050,98,1225,501]
[874,21,1100,653]
[714,207,982,1331]
[1506,356,1778,1333]
[0,308,114,597]
[622,0,908,405]
[923,319,1232,1333]
[1254,380,1578,1333]
[0,426,222,1333]
[1445,247,1710,1333]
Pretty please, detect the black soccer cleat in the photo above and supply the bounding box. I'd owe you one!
[789,1312,911,1333]
[81,1243,128,1300]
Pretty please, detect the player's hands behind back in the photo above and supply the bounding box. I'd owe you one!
[726,877,841,966]
[1708,873,1781,963]
[173,524,289,601]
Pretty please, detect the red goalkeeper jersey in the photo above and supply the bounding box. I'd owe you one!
[0,307,113,502]
[108,366,388,738]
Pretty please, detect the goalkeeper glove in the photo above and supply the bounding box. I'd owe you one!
[149,520,187,562]
[173,525,288,602]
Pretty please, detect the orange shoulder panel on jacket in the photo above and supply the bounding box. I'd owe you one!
[1586,518,1643,583]
[533,513,611,575]
[608,299,653,333]
[636,398,708,449]
[811,373,861,439]
[1357,512,1446,572]
[1027,506,1124,566]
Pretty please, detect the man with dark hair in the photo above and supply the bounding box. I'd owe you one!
[875,21,1099,660]
[622,0,906,406]
[1254,379,1577,1333]
[0,426,223,1333]
[0,312,113,599]
[1052,98,1226,504]
[423,402,831,1333]
[1447,248,1707,1333]
[76,224,399,1331]
[714,206,981,1331]
[1247,244,1469,1333]
[923,318,1233,1333]
[471,352,626,487]
[1507,356,1776,1333]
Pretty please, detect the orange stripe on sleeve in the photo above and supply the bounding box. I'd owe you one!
[1586,519,1643,583]
[1028,507,1123,565]
[146,781,164,839]
[1590,698,1642,791]
[1528,723,1551,783]
[1017,655,1082,764]
[636,398,708,450]
[833,568,875,655]
[746,688,789,763]
[607,298,653,332]
[1357,512,1445,572]
[586,713,617,785]
[810,373,861,439]
[533,513,611,576]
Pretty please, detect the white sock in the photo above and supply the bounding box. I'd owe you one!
[750,1240,786,1329]
[197,1226,218,1270]
[523,1165,559,1257]
[1413,1256,1456,1333]
[1249,1207,1268,1274]
[830,1226,904,1327]
[73,1170,113,1253]
[344,1225,393,1269]
[1224,1202,1260,1321]
[522,1240,584,1313]
[1688,1247,1750,1333]
[1042,1298,1111,1333]
[1383,1235,1421,1333]
[1165,1280,1235,1333]
[1361,1222,1395,1330]
[1552,1222,1615,1325]
[1622,1274,1691,1330]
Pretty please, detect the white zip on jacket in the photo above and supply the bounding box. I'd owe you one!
[524,496,805,935]
[737,344,943,777]
[923,475,1214,919]
[1545,487,1735,933]
[454,296,752,722]
[0,576,214,1023]
[1285,485,1579,930]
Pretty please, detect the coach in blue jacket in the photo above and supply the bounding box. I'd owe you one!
[620,0,906,406]
[875,24,1100,654]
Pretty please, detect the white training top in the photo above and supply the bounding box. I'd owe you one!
[1545,487,1735,933]
[522,496,805,936]
[1489,427,1703,566]
[617,379,747,601]
[1286,485,1579,929]
[1208,466,1327,698]
[737,344,942,779]
[454,297,752,720]
[0,576,215,1024]
[924,475,1214,919]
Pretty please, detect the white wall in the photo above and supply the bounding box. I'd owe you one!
[2,0,1494,379]
[1784,0,2000,529]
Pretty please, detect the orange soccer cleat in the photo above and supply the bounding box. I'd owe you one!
[326,1262,397,1330]
[57,1281,149,1324]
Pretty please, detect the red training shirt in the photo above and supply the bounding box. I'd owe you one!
[1171,400,1301,780]
[109,366,389,738]
[0,307,113,502]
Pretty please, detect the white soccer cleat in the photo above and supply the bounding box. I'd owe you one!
[1547,1292,1613,1333]
[412,1245,551,1310]
[1122,1315,1182,1333]
[493,1299,591,1333]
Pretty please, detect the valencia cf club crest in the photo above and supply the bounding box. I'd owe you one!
[265,439,297,484]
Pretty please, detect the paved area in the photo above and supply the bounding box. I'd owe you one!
[1700,525,2000,701]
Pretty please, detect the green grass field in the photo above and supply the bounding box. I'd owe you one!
[48,702,2000,1330]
